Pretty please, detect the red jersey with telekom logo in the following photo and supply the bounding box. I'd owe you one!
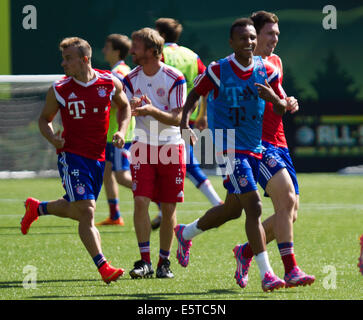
[261,54,288,147]
[53,69,116,161]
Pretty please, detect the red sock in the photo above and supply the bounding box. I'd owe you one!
[241,242,254,259]
[157,249,170,267]
[281,254,297,274]
[108,199,120,220]
[141,252,151,264]
[138,242,151,264]
[278,242,297,274]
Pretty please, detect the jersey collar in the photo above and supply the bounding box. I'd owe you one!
[72,69,98,87]
[230,53,254,72]
[164,42,178,47]
[112,60,125,69]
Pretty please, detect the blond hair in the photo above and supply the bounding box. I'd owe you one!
[59,37,92,59]
[131,27,164,58]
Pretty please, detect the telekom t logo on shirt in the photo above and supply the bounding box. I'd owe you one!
[68,101,86,119]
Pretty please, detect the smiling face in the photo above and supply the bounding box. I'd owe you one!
[255,22,280,58]
[229,24,257,66]
[130,38,150,66]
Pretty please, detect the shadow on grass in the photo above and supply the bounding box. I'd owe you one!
[0,279,99,289]
[29,289,292,300]
[0,225,128,236]
[30,289,238,300]
[26,279,294,300]
[1,278,297,300]
[0,225,73,230]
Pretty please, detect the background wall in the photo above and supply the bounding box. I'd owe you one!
[3,0,363,172]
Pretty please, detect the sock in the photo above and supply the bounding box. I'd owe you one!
[139,241,151,264]
[37,202,49,216]
[182,219,203,240]
[278,242,297,275]
[199,179,222,206]
[241,242,254,260]
[93,253,107,269]
[158,249,170,267]
[108,199,121,220]
[255,251,273,280]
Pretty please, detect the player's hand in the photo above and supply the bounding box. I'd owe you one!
[130,96,143,110]
[52,130,65,149]
[286,96,299,114]
[195,116,208,131]
[255,79,279,105]
[180,124,198,146]
[112,131,125,149]
[131,95,153,116]
[132,105,152,116]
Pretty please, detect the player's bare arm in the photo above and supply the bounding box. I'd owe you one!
[180,88,201,130]
[180,88,201,145]
[255,79,288,115]
[131,94,182,126]
[38,86,65,149]
[112,77,131,148]
[194,96,208,130]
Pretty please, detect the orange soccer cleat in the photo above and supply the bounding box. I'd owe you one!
[95,217,125,226]
[98,262,124,284]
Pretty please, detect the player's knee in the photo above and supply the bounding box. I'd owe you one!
[253,200,263,219]
[73,202,95,224]
[276,190,296,220]
[160,203,176,219]
[286,191,296,211]
[115,170,129,185]
[245,199,263,221]
[222,199,242,220]
[134,196,150,212]
[227,207,243,220]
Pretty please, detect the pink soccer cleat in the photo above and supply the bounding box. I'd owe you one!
[262,272,285,292]
[284,266,315,288]
[233,244,252,288]
[174,224,192,267]
[21,197,40,235]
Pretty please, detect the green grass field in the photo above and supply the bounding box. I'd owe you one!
[0,174,362,300]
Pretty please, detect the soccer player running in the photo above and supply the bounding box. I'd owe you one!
[96,34,135,226]
[233,11,315,288]
[150,18,223,230]
[123,28,187,279]
[20,37,131,284]
[175,18,291,292]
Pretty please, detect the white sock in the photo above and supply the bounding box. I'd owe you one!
[255,251,274,280]
[182,219,203,240]
[199,179,222,206]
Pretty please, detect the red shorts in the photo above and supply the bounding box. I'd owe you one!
[130,142,186,203]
